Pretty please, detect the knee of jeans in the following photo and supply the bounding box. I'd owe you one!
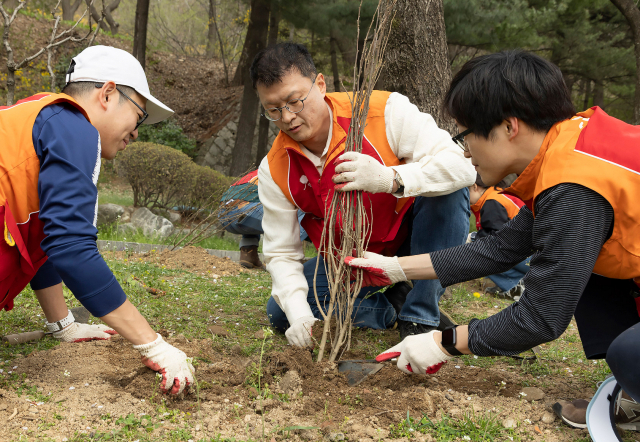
[266,297,289,333]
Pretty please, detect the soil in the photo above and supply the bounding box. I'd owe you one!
[0,332,595,442]
[104,246,247,276]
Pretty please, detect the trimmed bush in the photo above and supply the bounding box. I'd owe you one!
[119,142,235,211]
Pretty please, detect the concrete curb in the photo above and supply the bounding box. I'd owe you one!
[96,240,263,262]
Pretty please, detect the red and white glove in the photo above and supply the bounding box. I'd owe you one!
[332,151,395,193]
[133,334,195,395]
[285,315,316,347]
[53,322,117,343]
[376,330,450,374]
[344,251,407,287]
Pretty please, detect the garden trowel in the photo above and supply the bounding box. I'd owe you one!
[337,359,385,387]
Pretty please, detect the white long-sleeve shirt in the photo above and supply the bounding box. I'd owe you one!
[258,92,475,324]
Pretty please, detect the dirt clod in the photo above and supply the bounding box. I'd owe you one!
[541,411,556,424]
[277,370,302,397]
[503,418,517,428]
[207,325,229,337]
[522,386,545,401]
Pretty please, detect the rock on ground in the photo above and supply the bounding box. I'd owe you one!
[97,204,125,226]
[521,387,545,402]
[131,208,174,238]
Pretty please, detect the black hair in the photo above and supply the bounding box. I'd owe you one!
[475,173,508,190]
[62,81,136,105]
[444,50,575,139]
[250,43,317,89]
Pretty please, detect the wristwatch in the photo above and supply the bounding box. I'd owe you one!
[45,310,75,333]
[394,171,404,194]
[441,326,463,356]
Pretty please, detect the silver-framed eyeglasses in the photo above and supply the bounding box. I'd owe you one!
[452,128,473,152]
[261,75,317,122]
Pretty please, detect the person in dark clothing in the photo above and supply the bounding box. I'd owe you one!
[468,174,529,299]
[345,50,640,440]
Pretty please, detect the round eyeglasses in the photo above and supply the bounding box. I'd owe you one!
[261,76,317,122]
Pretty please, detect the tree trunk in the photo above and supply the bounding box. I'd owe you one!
[583,79,592,110]
[132,0,150,69]
[231,0,271,86]
[611,0,640,123]
[380,0,454,133]
[86,0,121,35]
[206,0,217,58]
[593,80,605,109]
[229,0,271,175]
[330,36,341,92]
[255,4,280,166]
[61,0,82,21]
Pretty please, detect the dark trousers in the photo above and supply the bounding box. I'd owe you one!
[575,273,640,401]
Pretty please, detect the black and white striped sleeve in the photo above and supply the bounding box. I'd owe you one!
[431,183,614,356]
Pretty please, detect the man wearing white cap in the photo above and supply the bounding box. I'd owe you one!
[0,45,193,395]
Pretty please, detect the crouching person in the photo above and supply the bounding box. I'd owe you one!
[346,51,640,440]
[0,46,193,395]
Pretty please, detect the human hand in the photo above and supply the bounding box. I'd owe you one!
[375,331,450,374]
[53,322,117,343]
[344,251,407,287]
[133,334,195,395]
[332,151,395,193]
[285,315,316,347]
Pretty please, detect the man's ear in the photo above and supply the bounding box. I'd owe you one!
[505,117,519,141]
[97,81,118,110]
[316,73,327,96]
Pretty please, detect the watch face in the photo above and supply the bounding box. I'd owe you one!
[442,327,456,346]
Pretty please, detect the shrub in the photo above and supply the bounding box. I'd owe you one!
[118,142,194,209]
[119,142,235,211]
[137,119,197,158]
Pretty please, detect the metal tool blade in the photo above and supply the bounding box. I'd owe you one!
[337,359,385,387]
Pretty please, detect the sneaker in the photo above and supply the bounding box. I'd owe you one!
[398,320,436,340]
[615,390,640,431]
[553,399,589,429]
[239,246,264,269]
[383,282,412,315]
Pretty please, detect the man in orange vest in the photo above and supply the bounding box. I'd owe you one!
[346,50,640,439]
[254,43,475,347]
[0,46,193,395]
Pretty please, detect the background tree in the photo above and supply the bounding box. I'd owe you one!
[61,0,81,20]
[132,0,149,69]
[86,0,119,34]
[228,0,270,176]
[380,0,455,132]
[610,0,640,124]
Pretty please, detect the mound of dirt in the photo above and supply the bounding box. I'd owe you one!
[107,246,247,276]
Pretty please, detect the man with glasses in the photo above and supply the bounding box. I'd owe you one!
[253,43,475,347]
[0,46,193,395]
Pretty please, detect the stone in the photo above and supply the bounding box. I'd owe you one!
[227,121,237,133]
[521,387,545,402]
[96,204,125,226]
[167,211,181,225]
[327,433,344,441]
[502,418,517,429]
[207,326,229,337]
[254,330,265,340]
[218,127,234,139]
[541,411,555,424]
[70,306,91,324]
[214,137,227,150]
[131,208,174,238]
[116,223,137,236]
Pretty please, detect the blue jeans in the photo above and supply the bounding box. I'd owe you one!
[267,189,470,331]
[487,257,531,291]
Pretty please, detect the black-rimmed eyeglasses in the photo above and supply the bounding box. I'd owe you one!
[452,128,473,152]
[261,75,317,122]
[95,83,148,130]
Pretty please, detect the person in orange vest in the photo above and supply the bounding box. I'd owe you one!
[345,50,639,439]
[0,46,193,395]
[468,174,529,300]
[254,43,475,347]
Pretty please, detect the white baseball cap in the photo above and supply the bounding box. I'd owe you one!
[65,45,173,125]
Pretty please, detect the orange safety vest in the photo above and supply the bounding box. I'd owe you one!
[470,186,524,231]
[0,93,89,311]
[505,106,640,280]
[266,91,414,256]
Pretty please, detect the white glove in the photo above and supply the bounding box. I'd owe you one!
[466,232,476,244]
[285,315,316,347]
[344,251,407,287]
[133,334,194,395]
[332,151,395,193]
[53,322,117,343]
[376,330,450,374]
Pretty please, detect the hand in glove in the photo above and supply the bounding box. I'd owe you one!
[344,251,407,287]
[53,322,117,343]
[133,334,195,395]
[376,330,450,374]
[285,315,316,347]
[332,151,395,193]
